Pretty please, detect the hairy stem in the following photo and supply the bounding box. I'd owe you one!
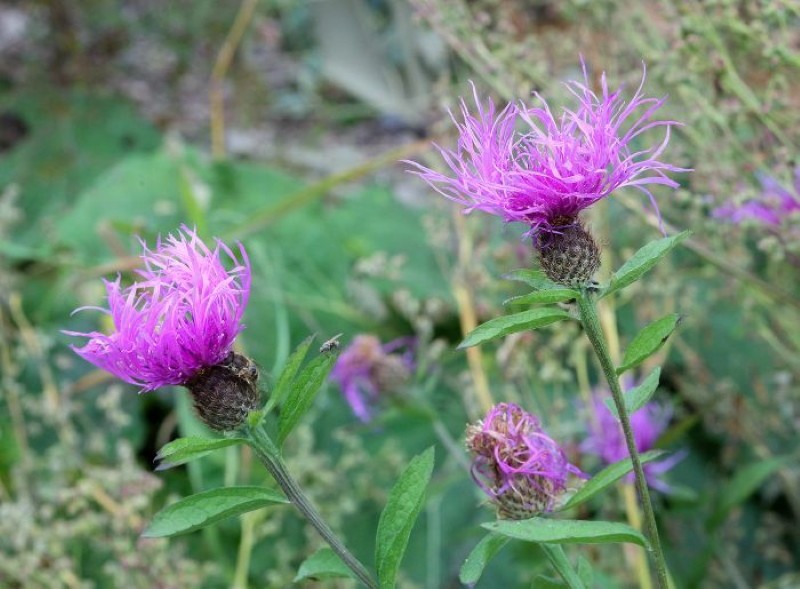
[576,290,669,589]
[247,426,378,589]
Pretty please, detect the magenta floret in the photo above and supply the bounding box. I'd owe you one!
[409,62,687,236]
[65,226,251,391]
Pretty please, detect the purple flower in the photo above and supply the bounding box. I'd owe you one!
[713,167,800,226]
[329,335,415,422]
[65,226,251,391]
[466,402,584,519]
[582,388,683,493]
[408,62,687,237]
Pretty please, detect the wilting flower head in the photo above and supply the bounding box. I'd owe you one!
[65,226,251,391]
[409,61,686,238]
[466,403,584,519]
[329,335,415,422]
[713,167,800,226]
[582,388,683,492]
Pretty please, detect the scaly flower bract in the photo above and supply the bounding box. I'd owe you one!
[466,402,584,519]
[409,62,687,237]
[329,335,415,422]
[65,226,251,391]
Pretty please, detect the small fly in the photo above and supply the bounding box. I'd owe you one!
[320,333,343,354]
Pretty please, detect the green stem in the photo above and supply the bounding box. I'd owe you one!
[246,426,378,589]
[541,543,586,589]
[576,290,670,589]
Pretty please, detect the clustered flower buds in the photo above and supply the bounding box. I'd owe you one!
[409,61,687,287]
[466,403,583,519]
[66,226,259,431]
[329,335,415,422]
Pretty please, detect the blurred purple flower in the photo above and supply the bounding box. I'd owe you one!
[713,167,800,226]
[466,402,584,519]
[65,226,251,391]
[408,61,687,237]
[329,335,415,422]
[582,387,683,493]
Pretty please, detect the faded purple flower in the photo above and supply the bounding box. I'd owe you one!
[582,388,683,493]
[409,62,687,237]
[466,402,584,519]
[329,335,415,422]
[65,226,251,391]
[713,167,800,226]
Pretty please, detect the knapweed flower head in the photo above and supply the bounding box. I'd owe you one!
[409,61,686,239]
[329,335,415,422]
[713,167,800,227]
[466,402,584,520]
[582,388,683,493]
[65,226,259,431]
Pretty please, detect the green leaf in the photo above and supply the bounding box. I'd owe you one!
[711,456,793,528]
[483,518,648,547]
[503,269,562,290]
[294,547,354,582]
[603,231,690,298]
[375,447,435,589]
[541,543,586,589]
[576,556,593,586]
[277,351,338,444]
[531,576,568,589]
[504,289,578,307]
[459,533,509,585]
[560,450,666,511]
[603,367,662,419]
[264,335,315,414]
[458,308,570,349]
[617,315,681,375]
[142,486,288,538]
[154,437,246,471]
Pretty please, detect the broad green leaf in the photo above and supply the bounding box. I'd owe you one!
[603,367,662,419]
[560,450,666,511]
[294,547,354,582]
[278,352,338,444]
[483,518,648,547]
[617,315,681,375]
[711,456,793,528]
[142,486,288,538]
[458,308,570,349]
[264,335,315,414]
[375,447,435,589]
[503,269,561,290]
[540,543,586,589]
[459,533,509,585]
[154,437,246,471]
[504,288,578,307]
[603,231,690,298]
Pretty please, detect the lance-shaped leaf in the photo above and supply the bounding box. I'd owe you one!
[504,288,578,307]
[603,367,662,419]
[278,351,338,444]
[154,437,246,471]
[375,447,434,589]
[617,314,680,375]
[294,547,354,582]
[560,450,667,511]
[483,518,648,547]
[603,231,690,298]
[459,533,510,585]
[458,308,570,349]
[503,269,561,290]
[142,486,288,538]
[265,335,315,414]
[541,543,586,589]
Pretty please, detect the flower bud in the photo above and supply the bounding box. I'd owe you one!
[535,223,600,288]
[185,352,260,432]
